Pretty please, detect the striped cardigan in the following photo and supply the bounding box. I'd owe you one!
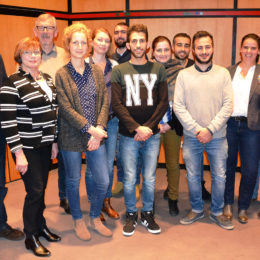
[0,67,58,152]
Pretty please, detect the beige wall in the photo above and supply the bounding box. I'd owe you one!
[130,0,234,9]
[72,0,125,12]
[129,18,233,67]
[238,0,260,8]
[236,18,260,64]
[0,15,67,75]
[0,0,67,11]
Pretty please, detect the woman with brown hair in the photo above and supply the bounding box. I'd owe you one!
[224,33,260,224]
[85,27,120,221]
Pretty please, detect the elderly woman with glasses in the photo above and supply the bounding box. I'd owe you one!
[0,37,60,257]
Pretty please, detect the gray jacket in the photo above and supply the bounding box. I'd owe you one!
[228,63,260,130]
[56,63,108,152]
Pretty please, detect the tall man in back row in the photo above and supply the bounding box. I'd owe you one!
[34,13,70,214]
[111,24,168,236]
[174,31,234,230]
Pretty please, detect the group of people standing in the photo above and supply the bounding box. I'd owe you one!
[0,13,259,258]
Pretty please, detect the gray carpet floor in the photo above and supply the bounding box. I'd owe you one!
[1,165,260,260]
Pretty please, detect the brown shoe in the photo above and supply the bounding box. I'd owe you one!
[0,224,24,241]
[89,217,112,237]
[223,205,233,220]
[238,209,248,224]
[100,212,106,222]
[74,219,91,240]
[135,184,140,201]
[102,198,120,219]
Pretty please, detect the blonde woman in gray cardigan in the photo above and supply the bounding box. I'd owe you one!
[55,23,111,240]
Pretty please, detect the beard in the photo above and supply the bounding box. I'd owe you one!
[174,51,189,61]
[194,53,213,64]
[115,39,126,48]
[131,48,146,59]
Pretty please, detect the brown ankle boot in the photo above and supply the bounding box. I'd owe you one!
[74,219,91,241]
[88,218,112,237]
[100,212,106,222]
[102,198,120,219]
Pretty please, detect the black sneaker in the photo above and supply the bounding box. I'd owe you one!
[123,212,138,236]
[141,211,161,234]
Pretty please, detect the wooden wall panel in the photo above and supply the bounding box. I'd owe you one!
[5,146,20,182]
[130,18,233,67]
[0,0,67,12]
[0,15,67,75]
[72,0,125,12]
[130,0,234,10]
[236,18,260,64]
[238,0,260,8]
[73,20,126,52]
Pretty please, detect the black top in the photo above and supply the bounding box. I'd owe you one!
[0,68,57,152]
[111,49,131,64]
[167,58,194,136]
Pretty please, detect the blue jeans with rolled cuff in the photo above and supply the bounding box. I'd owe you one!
[183,135,227,216]
[119,133,160,213]
[61,144,109,219]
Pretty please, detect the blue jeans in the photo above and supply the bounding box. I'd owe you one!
[57,152,67,201]
[119,133,160,213]
[116,135,141,184]
[252,161,260,199]
[61,144,109,219]
[183,135,227,216]
[224,118,260,210]
[86,116,118,199]
[0,128,7,231]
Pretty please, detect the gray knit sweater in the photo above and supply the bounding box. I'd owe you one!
[55,63,108,152]
[174,64,233,139]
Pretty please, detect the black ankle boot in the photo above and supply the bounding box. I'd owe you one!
[163,187,169,200]
[25,235,51,257]
[201,180,211,201]
[168,199,179,216]
[38,227,61,242]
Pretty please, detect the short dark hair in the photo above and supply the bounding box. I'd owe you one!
[115,22,128,29]
[173,33,191,45]
[240,33,260,63]
[192,31,214,49]
[127,24,148,42]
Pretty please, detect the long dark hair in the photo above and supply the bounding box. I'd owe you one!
[240,33,260,63]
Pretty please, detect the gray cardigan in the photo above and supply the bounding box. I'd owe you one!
[228,63,260,130]
[55,63,108,152]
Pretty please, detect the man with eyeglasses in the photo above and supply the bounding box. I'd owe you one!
[34,13,70,215]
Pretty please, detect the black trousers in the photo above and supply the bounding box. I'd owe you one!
[19,145,52,237]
